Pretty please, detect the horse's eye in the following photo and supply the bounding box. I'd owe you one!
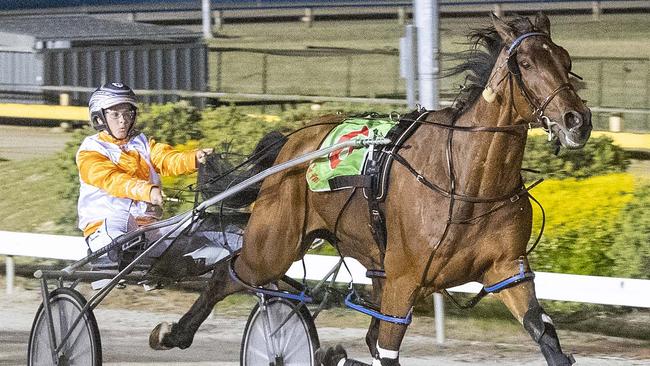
[520,60,532,69]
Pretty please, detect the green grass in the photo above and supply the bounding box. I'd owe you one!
[213,14,650,56]
[0,157,74,234]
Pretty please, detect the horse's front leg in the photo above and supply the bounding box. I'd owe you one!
[149,259,244,350]
[372,276,418,366]
[318,277,416,366]
[364,277,385,358]
[490,264,575,366]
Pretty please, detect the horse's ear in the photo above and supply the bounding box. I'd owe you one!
[491,13,516,44]
[534,12,551,36]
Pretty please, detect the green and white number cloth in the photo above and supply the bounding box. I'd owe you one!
[306,118,396,192]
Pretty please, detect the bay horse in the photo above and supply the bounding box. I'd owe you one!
[150,13,592,366]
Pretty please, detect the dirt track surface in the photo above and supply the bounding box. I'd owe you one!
[1,275,649,366]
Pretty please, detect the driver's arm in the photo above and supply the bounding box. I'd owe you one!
[148,139,198,176]
[77,150,157,203]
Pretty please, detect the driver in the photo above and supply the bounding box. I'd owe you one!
[76,82,215,257]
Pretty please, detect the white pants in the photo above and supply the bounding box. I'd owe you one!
[86,216,139,253]
[85,216,243,267]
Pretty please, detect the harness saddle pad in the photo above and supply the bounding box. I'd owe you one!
[307,117,397,192]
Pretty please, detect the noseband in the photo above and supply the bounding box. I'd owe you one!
[505,32,575,137]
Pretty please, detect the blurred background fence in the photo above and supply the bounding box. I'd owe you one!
[0,1,648,132]
[211,47,650,131]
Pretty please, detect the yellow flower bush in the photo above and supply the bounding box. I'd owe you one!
[527,173,646,276]
[530,173,635,237]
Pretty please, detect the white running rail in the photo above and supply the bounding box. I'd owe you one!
[2,230,649,308]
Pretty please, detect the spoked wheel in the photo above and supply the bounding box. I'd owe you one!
[240,297,319,366]
[28,288,102,366]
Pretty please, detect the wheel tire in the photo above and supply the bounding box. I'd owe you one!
[240,297,319,366]
[27,287,102,366]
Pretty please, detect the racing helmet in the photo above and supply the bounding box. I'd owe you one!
[88,82,138,134]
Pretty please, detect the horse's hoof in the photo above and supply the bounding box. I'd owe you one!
[149,322,174,350]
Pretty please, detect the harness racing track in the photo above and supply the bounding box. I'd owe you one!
[1,275,648,366]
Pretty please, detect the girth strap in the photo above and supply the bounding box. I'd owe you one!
[366,269,386,279]
[329,175,372,190]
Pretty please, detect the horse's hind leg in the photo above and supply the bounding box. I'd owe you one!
[493,274,575,365]
[149,259,244,350]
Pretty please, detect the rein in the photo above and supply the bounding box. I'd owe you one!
[390,152,541,205]
[188,121,342,197]
[422,119,528,133]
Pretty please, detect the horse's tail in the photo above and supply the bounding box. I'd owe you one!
[249,130,288,175]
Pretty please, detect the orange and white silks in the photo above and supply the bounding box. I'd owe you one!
[76,131,197,242]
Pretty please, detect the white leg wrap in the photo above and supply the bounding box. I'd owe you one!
[542,313,554,325]
[337,359,347,366]
[377,342,399,359]
[372,359,383,366]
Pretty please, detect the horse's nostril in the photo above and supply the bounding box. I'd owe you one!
[563,111,583,130]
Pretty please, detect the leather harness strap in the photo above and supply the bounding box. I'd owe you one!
[362,111,429,253]
[328,175,372,190]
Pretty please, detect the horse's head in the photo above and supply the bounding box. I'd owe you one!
[490,13,592,149]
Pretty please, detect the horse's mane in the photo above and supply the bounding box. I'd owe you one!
[444,16,536,112]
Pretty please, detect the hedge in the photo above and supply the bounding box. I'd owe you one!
[527,173,643,276]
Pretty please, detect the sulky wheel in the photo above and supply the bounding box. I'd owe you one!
[240,297,319,366]
[28,287,102,366]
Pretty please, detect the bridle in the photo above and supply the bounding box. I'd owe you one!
[504,32,577,139]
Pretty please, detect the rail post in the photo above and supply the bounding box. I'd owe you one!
[59,93,70,106]
[493,3,504,18]
[59,93,71,130]
[302,8,314,28]
[609,113,624,132]
[400,24,418,109]
[644,62,650,130]
[592,1,602,21]
[6,255,14,295]
[202,0,214,40]
[397,7,407,25]
[216,51,222,92]
[262,55,268,113]
[416,0,444,343]
[213,10,223,31]
[596,60,604,107]
[261,55,268,95]
[434,293,445,344]
[346,56,353,97]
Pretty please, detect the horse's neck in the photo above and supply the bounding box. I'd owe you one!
[450,94,528,198]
